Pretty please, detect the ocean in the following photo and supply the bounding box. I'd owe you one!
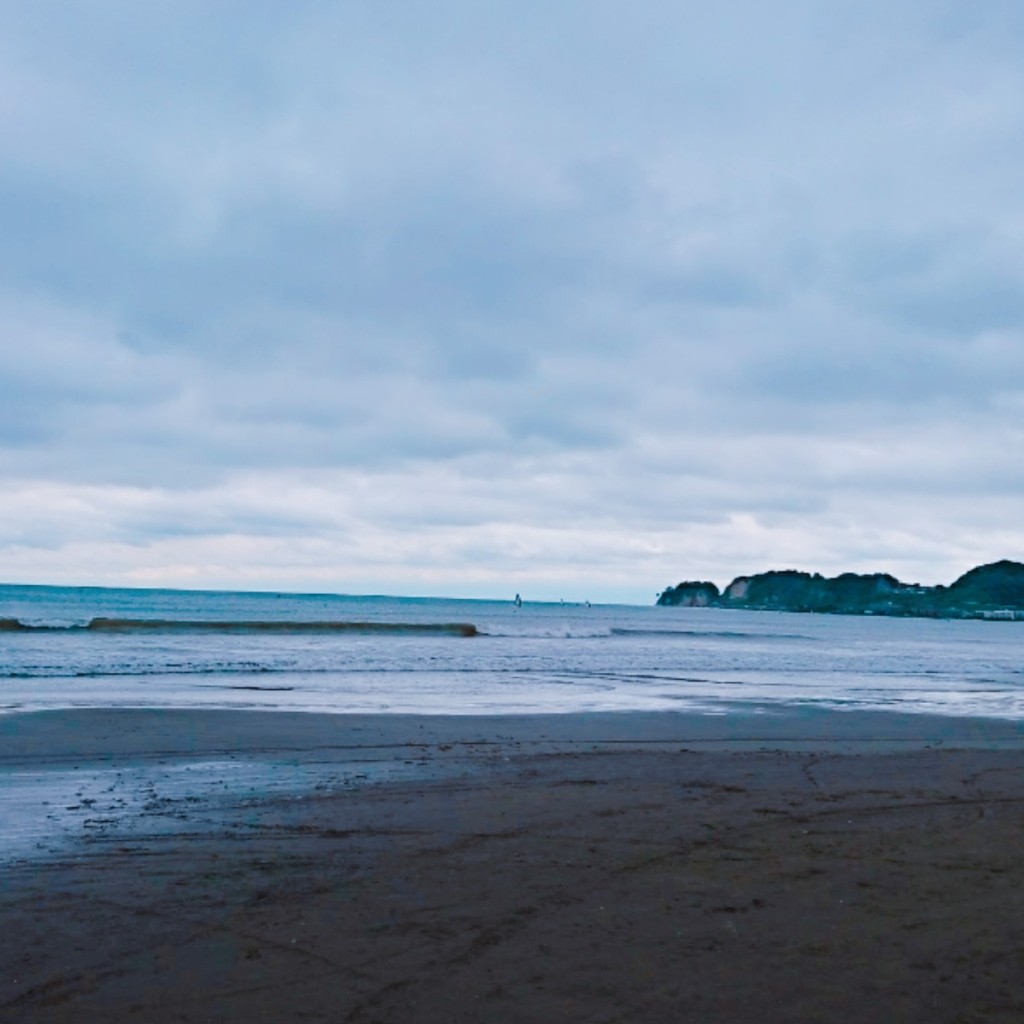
[2,583,1022,720]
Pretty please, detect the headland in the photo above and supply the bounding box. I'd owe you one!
[658,558,1024,619]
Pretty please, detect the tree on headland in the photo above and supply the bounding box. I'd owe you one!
[656,581,720,607]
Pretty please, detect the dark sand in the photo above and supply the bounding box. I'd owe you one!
[2,708,1023,1022]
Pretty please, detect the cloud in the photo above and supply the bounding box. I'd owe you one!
[2,2,1024,598]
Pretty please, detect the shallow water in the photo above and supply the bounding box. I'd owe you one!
[0,755,460,863]
[1,583,1023,719]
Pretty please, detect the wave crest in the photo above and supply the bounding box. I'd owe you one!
[0,617,478,637]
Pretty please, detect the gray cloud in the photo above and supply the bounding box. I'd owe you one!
[2,2,1024,598]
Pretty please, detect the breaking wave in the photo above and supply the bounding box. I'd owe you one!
[0,617,478,637]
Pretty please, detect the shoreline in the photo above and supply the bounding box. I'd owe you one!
[3,707,1024,1021]
[4,703,1023,760]
[2,706,1020,865]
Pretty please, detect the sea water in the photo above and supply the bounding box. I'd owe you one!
[1,583,1022,719]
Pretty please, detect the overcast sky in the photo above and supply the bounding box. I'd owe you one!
[2,1,1023,602]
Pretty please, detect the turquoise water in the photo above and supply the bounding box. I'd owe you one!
[1,583,1022,718]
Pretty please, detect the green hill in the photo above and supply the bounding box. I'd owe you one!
[657,561,1024,619]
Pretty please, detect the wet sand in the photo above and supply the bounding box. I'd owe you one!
[2,708,1023,1022]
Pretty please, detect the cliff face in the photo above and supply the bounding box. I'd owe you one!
[657,561,1024,618]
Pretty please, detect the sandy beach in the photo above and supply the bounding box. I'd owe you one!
[2,708,1023,1022]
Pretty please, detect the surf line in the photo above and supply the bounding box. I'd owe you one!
[0,618,479,637]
